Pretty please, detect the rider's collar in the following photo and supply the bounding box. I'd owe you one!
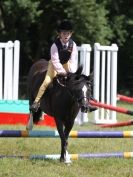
[60,39,69,47]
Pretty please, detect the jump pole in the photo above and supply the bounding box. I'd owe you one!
[117,94,133,104]
[1,130,133,138]
[100,120,133,128]
[90,100,133,116]
[1,152,133,160]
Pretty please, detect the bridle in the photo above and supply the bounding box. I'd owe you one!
[56,77,67,87]
[56,76,91,107]
[56,76,76,102]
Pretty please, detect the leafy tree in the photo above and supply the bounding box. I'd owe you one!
[67,0,113,45]
[0,0,42,75]
[0,0,133,95]
[104,0,133,95]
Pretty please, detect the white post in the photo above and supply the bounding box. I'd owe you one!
[93,43,100,123]
[100,51,106,120]
[4,41,14,100]
[110,44,118,120]
[13,40,20,100]
[106,51,111,119]
[81,44,91,76]
[7,41,14,99]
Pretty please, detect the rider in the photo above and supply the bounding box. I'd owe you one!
[30,20,97,112]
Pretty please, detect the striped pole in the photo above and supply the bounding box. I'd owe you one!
[0,152,133,160]
[117,94,133,104]
[90,100,133,116]
[1,130,133,138]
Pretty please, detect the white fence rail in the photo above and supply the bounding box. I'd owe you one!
[76,43,118,124]
[93,43,118,124]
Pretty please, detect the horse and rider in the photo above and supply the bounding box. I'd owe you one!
[27,20,97,163]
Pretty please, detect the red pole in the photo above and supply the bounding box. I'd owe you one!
[100,120,133,128]
[117,94,133,103]
[90,100,133,116]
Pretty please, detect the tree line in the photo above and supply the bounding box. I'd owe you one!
[0,0,133,96]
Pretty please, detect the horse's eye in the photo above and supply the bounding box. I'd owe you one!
[87,81,92,86]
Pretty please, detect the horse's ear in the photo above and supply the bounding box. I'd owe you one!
[75,65,83,75]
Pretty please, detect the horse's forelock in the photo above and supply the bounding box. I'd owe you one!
[67,73,88,91]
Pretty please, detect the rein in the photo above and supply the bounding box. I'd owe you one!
[56,77,66,87]
[56,77,75,100]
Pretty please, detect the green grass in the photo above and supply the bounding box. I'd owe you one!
[0,102,133,177]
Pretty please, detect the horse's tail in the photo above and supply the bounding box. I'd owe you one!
[32,108,43,123]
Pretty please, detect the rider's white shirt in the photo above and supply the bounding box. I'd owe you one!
[50,40,78,74]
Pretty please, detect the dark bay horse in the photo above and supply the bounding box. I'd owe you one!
[26,59,92,163]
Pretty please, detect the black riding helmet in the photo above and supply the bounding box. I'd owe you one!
[57,20,73,32]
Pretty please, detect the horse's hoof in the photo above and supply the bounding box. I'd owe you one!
[65,160,72,165]
[60,157,72,164]
[65,151,71,164]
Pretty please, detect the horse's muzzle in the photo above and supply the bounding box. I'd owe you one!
[78,99,89,113]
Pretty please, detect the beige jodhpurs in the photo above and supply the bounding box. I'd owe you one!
[35,60,70,102]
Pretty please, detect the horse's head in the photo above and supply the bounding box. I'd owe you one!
[56,66,93,113]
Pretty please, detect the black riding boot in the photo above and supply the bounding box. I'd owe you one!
[30,101,40,112]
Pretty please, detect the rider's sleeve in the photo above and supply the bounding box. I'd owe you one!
[50,43,67,74]
[68,42,78,73]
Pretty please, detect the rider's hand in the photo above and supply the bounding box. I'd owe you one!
[58,72,67,76]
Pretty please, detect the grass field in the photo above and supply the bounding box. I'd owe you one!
[0,102,133,177]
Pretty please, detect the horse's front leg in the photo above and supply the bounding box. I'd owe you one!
[60,137,70,163]
[63,138,71,164]
[63,119,75,163]
[55,118,68,163]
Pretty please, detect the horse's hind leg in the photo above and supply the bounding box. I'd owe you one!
[26,94,34,130]
[26,107,43,131]
[26,111,34,130]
